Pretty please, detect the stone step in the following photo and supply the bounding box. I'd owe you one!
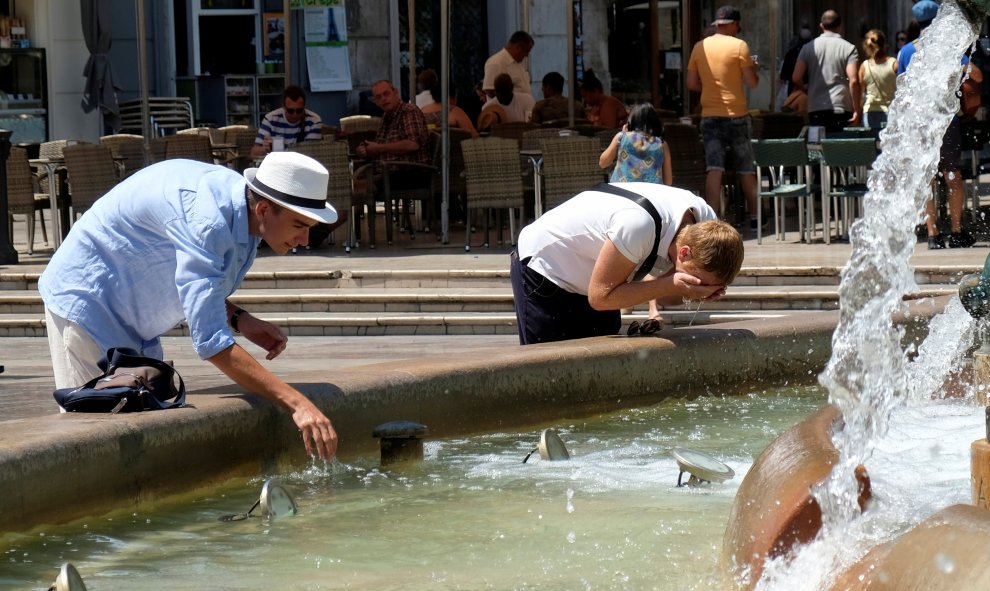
[0,309,831,338]
[0,265,980,291]
[0,284,959,317]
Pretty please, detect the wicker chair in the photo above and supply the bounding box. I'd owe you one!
[460,137,525,250]
[164,134,212,163]
[62,144,119,222]
[100,134,146,179]
[568,124,612,138]
[521,128,565,152]
[6,146,49,254]
[290,140,358,251]
[541,136,606,210]
[380,132,440,242]
[38,140,89,204]
[339,115,381,134]
[490,121,540,147]
[220,125,259,171]
[435,128,473,221]
[663,123,706,198]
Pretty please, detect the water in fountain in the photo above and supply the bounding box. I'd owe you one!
[755,1,982,587]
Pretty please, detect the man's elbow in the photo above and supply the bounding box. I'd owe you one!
[587,293,611,311]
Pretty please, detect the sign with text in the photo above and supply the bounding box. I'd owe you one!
[302,4,351,92]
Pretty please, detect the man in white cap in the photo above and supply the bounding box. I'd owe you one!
[39,152,339,460]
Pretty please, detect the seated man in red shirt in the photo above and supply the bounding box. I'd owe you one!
[355,80,433,239]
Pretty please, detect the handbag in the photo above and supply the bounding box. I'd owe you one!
[54,348,186,413]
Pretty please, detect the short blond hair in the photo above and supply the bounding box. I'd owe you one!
[676,220,744,284]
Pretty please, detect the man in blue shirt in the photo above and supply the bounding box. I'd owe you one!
[39,152,340,460]
[251,85,323,158]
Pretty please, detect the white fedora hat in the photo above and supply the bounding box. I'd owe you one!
[244,151,337,224]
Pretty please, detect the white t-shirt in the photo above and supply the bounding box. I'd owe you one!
[517,183,715,295]
[415,90,435,109]
[483,92,536,123]
[483,48,532,95]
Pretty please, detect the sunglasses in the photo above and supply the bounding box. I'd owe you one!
[284,107,305,114]
[897,37,907,42]
[626,318,661,337]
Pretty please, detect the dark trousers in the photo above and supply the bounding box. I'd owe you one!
[510,249,621,345]
[808,110,852,134]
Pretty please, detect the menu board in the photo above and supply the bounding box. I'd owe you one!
[299,2,352,92]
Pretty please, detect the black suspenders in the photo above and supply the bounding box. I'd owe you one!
[591,183,663,281]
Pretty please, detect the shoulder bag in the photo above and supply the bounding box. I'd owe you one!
[54,348,187,413]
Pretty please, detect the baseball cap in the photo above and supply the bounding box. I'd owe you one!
[713,6,741,25]
[912,0,939,24]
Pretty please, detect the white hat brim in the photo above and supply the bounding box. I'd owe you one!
[244,168,338,225]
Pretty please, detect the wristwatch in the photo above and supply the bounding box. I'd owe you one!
[230,308,246,333]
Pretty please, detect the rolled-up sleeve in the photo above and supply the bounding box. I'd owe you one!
[167,214,237,360]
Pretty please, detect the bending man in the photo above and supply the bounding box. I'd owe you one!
[39,152,339,460]
[511,182,744,344]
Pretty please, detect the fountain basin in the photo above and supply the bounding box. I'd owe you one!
[2,308,858,534]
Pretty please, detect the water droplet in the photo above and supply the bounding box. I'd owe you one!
[567,531,576,543]
[936,552,955,573]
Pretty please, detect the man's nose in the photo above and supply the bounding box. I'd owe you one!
[297,228,310,246]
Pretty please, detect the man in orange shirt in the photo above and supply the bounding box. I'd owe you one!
[687,5,760,231]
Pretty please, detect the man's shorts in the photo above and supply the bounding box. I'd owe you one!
[939,117,962,173]
[700,115,755,174]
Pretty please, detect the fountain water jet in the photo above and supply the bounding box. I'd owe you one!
[724,1,990,588]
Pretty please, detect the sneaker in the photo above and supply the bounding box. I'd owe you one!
[948,230,976,248]
[928,234,946,250]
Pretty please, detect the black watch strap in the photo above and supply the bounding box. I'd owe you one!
[231,308,246,333]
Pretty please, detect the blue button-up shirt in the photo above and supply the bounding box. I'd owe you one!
[39,159,261,360]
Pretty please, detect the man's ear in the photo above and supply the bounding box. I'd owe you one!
[677,244,692,263]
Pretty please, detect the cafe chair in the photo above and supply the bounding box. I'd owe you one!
[162,134,213,163]
[662,123,706,199]
[752,138,817,245]
[541,136,606,211]
[490,121,539,146]
[62,143,119,223]
[819,138,878,242]
[520,128,563,152]
[460,136,525,251]
[290,139,357,251]
[339,115,381,135]
[6,146,49,254]
[220,125,259,172]
[100,134,146,179]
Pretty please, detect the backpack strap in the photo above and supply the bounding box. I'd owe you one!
[591,183,663,281]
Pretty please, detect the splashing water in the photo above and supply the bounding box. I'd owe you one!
[757,1,981,587]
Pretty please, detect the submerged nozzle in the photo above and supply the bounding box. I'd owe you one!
[959,253,990,318]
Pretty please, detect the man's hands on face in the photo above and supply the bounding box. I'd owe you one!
[671,271,726,301]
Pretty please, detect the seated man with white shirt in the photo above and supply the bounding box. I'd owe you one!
[482,73,536,123]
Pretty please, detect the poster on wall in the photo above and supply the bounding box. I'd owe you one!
[263,12,285,60]
[298,1,351,92]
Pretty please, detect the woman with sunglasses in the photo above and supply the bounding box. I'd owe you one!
[252,85,324,158]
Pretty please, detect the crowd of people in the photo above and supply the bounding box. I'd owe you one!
[778,1,982,249]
